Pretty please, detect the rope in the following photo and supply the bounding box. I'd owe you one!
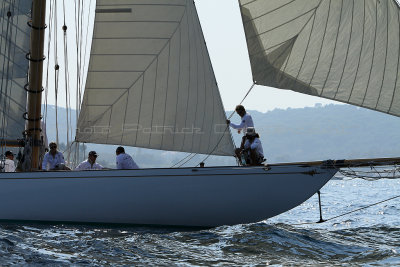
[170,82,256,168]
[170,153,194,168]
[197,82,257,166]
[339,165,400,180]
[293,194,400,226]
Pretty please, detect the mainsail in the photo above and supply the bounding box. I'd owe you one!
[239,0,400,117]
[76,0,234,156]
[0,0,31,140]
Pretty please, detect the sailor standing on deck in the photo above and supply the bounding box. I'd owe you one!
[226,105,256,158]
[226,105,254,135]
[75,151,103,171]
[115,146,139,169]
[4,151,16,172]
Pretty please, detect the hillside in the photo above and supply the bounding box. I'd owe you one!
[43,104,400,168]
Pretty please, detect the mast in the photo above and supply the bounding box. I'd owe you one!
[26,0,46,170]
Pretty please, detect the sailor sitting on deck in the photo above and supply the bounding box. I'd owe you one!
[236,127,264,166]
[42,142,69,171]
[75,151,103,171]
[4,151,16,172]
[116,146,139,170]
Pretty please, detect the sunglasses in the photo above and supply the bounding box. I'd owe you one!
[50,146,57,149]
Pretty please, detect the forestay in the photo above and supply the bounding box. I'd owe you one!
[239,0,400,117]
[76,0,234,156]
[0,0,31,140]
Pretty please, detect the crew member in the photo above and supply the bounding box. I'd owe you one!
[226,105,254,134]
[75,151,103,171]
[116,146,139,169]
[4,151,15,172]
[42,142,67,170]
[226,105,255,150]
[239,127,264,166]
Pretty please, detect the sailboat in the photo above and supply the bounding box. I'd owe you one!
[0,0,398,227]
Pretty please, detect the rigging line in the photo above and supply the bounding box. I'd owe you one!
[44,0,55,131]
[62,4,73,164]
[3,0,17,141]
[292,194,400,226]
[177,153,198,168]
[324,195,400,222]
[54,0,59,145]
[194,82,256,166]
[170,153,194,168]
[227,82,256,120]
[0,4,13,144]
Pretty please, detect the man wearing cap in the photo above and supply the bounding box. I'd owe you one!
[116,146,139,169]
[239,127,264,166]
[75,151,103,171]
[42,142,67,171]
[4,151,16,172]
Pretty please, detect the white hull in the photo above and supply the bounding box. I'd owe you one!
[0,164,337,227]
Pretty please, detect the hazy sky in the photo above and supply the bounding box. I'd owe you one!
[43,0,339,112]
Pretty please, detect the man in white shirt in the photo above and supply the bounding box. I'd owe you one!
[116,146,139,169]
[241,127,264,166]
[4,151,16,172]
[75,151,103,171]
[42,142,67,171]
[227,105,254,135]
[227,105,256,153]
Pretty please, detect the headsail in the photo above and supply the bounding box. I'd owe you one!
[76,0,234,156]
[0,0,31,140]
[239,0,400,117]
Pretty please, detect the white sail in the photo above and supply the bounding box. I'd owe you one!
[239,0,400,117]
[0,0,31,140]
[76,0,234,156]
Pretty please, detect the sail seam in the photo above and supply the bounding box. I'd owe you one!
[347,0,366,103]
[387,3,400,113]
[197,8,208,153]
[334,0,355,99]
[132,75,145,145]
[309,0,331,93]
[375,1,390,110]
[241,0,297,24]
[158,33,172,149]
[189,2,200,153]
[320,0,344,96]
[171,25,181,151]
[360,0,378,106]
[245,8,317,41]
[290,4,319,90]
[180,3,191,152]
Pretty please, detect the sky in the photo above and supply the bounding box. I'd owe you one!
[43,0,339,113]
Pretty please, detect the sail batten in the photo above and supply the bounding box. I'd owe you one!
[239,0,400,118]
[77,0,234,156]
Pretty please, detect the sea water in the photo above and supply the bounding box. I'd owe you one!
[0,177,398,266]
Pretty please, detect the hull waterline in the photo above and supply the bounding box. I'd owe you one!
[0,165,337,227]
